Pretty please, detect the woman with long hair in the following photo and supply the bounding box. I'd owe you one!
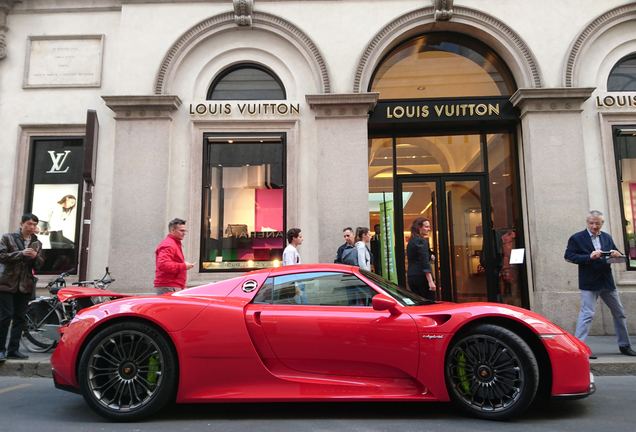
[406,217,437,301]
[46,194,77,248]
[354,227,372,271]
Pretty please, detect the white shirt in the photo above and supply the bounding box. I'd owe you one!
[282,244,300,266]
[587,228,601,250]
[355,241,371,271]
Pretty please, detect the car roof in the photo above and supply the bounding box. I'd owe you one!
[266,263,356,276]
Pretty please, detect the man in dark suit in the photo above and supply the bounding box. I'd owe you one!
[565,210,636,357]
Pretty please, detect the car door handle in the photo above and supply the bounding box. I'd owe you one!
[253,311,262,326]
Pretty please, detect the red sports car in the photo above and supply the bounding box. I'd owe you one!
[51,264,594,422]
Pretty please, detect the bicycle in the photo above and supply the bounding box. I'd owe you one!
[71,267,116,308]
[21,268,116,353]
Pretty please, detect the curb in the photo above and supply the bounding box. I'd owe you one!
[0,359,52,378]
[590,361,636,376]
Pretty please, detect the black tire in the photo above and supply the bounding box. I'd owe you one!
[77,321,178,422]
[445,324,539,420]
[21,301,61,352]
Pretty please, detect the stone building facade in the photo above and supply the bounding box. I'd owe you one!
[1,0,635,336]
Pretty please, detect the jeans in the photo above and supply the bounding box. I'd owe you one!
[0,291,31,353]
[155,287,180,295]
[575,289,632,347]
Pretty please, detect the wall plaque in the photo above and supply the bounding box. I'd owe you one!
[24,35,104,88]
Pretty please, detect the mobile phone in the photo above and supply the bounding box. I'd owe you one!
[601,251,612,257]
[29,243,38,251]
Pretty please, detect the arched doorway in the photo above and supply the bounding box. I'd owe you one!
[367,32,528,307]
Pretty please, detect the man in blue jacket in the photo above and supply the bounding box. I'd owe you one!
[565,210,635,356]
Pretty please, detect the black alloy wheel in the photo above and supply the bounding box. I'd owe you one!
[445,324,539,420]
[77,321,178,422]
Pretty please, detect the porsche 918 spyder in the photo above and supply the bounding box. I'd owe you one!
[50,264,595,422]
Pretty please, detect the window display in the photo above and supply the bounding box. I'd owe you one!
[26,137,84,274]
[202,135,285,270]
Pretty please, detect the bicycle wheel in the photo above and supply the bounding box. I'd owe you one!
[21,301,62,353]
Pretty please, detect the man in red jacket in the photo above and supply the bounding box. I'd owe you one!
[154,218,194,295]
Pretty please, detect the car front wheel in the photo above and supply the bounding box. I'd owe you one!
[77,321,178,422]
[445,324,539,420]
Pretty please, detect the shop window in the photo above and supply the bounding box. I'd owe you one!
[614,126,636,268]
[608,55,636,91]
[396,134,484,174]
[369,33,516,99]
[207,64,286,100]
[202,134,285,271]
[25,137,84,274]
[487,133,523,306]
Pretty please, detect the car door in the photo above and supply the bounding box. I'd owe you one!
[255,271,419,378]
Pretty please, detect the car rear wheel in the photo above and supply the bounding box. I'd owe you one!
[77,321,178,422]
[445,324,539,420]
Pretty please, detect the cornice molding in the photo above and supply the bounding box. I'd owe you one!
[102,95,182,120]
[305,93,379,118]
[353,5,543,93]
[510,88,595,116]
[563,2,636,87]
[154,10,330,95]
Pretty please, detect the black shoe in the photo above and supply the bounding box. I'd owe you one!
[6,350,28,360]
[0,352,6,362]
[589,354,598,360]
[619,346,636,356]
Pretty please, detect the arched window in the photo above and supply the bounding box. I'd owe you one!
[369,33,516,99]
[608,54,636,91]
[207,64,286,100]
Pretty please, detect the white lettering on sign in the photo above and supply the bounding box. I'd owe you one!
[46,150,71,174]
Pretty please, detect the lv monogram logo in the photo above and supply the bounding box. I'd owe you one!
[46,150,71,174]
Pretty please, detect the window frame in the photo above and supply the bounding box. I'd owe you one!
[269,271,378,307]
[200,132,287,272]
[207,63,287,100]
[25,136,85,275]
[607,54,636,92]
[613,125,636,270]
[367,32,517,99]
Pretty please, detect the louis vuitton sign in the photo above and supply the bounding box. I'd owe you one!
[369,96,518,124]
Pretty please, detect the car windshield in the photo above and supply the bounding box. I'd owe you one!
[360,270,435,306]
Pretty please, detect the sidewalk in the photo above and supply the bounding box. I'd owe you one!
[586,335,636,376]
[1,335,635,378]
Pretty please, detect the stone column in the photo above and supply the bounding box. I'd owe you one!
[510,88,594,329]
[102,95,181,292]
[305,93,379,264]
[0,1,21,60]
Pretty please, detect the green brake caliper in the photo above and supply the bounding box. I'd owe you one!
[147,354,159,389]
[457,350,471,394]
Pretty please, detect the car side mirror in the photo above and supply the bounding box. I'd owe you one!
[372,294,401,316]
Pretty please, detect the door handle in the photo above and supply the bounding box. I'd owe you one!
[253,311,262,326]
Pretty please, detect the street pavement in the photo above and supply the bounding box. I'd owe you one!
[0,375,635,430]
[1,335,635,378]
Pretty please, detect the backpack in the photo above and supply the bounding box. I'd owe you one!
[341,245,359,266]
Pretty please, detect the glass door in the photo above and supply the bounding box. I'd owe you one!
[397,181,441,300]
[396,176,497,303]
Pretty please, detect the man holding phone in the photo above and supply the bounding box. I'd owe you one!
[565,210,636,357]
[0,213,44,361]
[154,218,195,295]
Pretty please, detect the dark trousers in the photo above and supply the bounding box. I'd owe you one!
[408,275,436,301]
[0,291,31,353]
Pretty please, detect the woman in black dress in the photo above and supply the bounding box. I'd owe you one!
[406,217,437,301]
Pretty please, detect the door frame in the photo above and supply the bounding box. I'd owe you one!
[395,174,499,302]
